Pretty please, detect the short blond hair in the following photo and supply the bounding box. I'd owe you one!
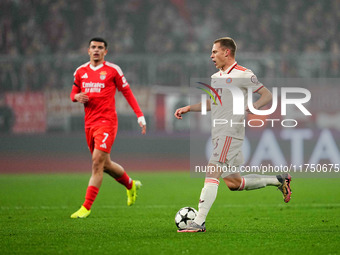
[214,37,237,57]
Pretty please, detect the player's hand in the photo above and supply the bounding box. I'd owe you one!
[75,92,89,104]
[174,106,190,119]
[138,116,146,135]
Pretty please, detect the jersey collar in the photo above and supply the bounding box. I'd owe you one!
[220,62,237,75]
[89,62,104,71]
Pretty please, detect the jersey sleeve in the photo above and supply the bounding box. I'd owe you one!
[113,65,130,91]
[120,86,144,117]
[113,65,144,117]
[70,69,81,102]
[243,70,264,93]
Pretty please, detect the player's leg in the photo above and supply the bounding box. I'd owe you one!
[223,172,292,203]
[84,149,108,208]
[71,126,114,218]
[194,164,221,225]
[104,159,130,186]
[71,148,107,218]
[103,156,142,206]
[180,137,232,232]
[94,124,131,185]
[179,163,222,232]
[221,142,291,201]
[223,172,279,190]
[89,148,108,187]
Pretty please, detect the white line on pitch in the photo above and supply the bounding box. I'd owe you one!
[1,203,340,210]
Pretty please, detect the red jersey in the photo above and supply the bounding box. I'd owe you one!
[70,61,143,128]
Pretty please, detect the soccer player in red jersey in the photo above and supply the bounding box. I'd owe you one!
[70,37,146,218]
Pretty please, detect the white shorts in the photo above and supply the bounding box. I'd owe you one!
[208,136,244,178]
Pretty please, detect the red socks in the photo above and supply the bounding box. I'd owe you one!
[82,173,132,210]
[115,172,133,190]
[83,186,99,210]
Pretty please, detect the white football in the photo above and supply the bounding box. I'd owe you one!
[175,207,198,229]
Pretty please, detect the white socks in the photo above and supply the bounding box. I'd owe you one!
[238,174,280,191]
[193,175,280,225]
[194,178,219,226]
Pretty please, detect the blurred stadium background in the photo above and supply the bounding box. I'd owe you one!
[0,0,339,173]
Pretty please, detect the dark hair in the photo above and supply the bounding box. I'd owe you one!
[89,37,108,48]
[214,37,237,57]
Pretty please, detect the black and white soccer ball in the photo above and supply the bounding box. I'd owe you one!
[175,207,198,229]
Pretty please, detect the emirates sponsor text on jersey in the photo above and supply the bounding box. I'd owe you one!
[82,82,105,93]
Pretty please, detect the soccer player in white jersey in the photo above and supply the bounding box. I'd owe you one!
[174,37,292,232]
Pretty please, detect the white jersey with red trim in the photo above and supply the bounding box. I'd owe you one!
[210,62,264,140]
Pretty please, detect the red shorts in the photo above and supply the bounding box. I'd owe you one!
[85,126,117,154]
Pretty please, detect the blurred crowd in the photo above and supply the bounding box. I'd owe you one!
[1,0,340,90]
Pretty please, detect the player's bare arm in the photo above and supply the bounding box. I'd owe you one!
[246,87,272,112]
[174,99,211,119]
[74,92,89,104]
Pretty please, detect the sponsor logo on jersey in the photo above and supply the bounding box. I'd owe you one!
[122,76,128,87]
[100,143,107,149]
[100,71,107,80]
[81,73,88,79]
[251,75,259,84]
[82,82,105,93]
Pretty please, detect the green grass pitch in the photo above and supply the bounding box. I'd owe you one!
[1,172,339,254]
